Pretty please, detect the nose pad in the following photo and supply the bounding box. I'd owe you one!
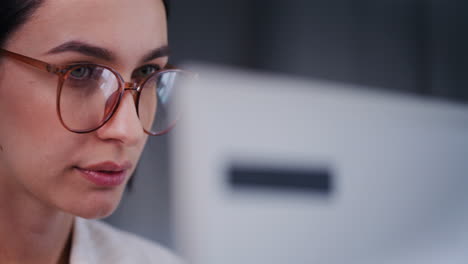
[124,89,139,104]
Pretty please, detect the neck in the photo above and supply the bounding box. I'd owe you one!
[0,179,74,264]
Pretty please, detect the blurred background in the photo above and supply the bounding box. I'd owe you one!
[105,0,467,250]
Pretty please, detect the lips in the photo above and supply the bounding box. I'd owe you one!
[75,161,132,187]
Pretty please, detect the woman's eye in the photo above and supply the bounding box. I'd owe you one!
[135,65,160,78]
[70,66,91,79]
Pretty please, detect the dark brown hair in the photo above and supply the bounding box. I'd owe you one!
[0,0,43,47]
[0,0,170,48]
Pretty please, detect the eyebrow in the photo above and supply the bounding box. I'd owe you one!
[141,45,170,62]
[46,40,170,63]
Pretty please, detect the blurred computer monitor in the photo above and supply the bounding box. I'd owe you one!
[170,64,468,264]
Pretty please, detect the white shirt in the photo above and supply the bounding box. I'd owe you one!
[70,217,183,264]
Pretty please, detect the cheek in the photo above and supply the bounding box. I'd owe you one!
[0,70,84,180]
[0,71,96,215]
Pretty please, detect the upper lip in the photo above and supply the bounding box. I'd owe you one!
[78,161,132,172]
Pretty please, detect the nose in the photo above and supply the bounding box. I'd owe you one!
[95,88,144,146]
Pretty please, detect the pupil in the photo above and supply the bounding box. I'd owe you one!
[71,67,88,78]
[142,66,155,76]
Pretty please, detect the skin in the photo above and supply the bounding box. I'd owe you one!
[0,0,168,263]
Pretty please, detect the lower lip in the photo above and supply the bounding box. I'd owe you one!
[76,167,127,187]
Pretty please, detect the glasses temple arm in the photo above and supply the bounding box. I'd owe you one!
[0,48,61,74]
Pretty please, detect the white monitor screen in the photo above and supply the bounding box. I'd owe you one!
[170,64,468,264]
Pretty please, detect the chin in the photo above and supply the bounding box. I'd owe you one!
[68,189,125,219]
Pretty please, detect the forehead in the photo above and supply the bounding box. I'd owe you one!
[7,0,167,63]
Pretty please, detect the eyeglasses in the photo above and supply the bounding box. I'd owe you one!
[0,48,194,136]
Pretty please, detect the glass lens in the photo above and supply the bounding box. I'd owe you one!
[139,70,191,135]
[59,65,120,131]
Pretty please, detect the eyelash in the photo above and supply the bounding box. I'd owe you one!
[132,64,162,79]
[63,61,163,79]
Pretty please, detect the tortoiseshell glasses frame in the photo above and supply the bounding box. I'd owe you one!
[0,48,189,136]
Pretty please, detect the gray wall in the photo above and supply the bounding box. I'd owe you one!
[105,0,468,250]
[168,0,468,102]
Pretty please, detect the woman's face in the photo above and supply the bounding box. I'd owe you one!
[0,0,167,218]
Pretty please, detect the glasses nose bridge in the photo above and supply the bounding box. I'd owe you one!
[123,81,140,102]
[123,81,139,90]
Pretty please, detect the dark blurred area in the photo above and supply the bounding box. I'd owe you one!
[106,0,467,250]
[169,0,468,103]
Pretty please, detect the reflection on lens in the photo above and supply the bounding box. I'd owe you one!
[59,65,120,132]
[139,70,191,135]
